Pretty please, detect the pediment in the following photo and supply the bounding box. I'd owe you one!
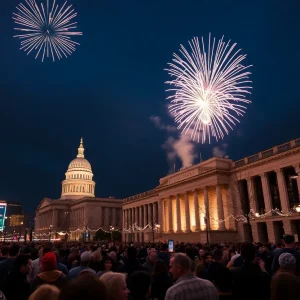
[37,198,53,210]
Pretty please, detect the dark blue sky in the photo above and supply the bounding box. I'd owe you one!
[0,0,299,213]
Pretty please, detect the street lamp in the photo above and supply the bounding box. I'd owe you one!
[110,226,114,241]
[295,205,300,214]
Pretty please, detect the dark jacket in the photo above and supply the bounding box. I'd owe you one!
[2,271,31,300]
[31,270,68,292]
[142,259,155,274]
[150,274,173,300]
[231,262,270,300]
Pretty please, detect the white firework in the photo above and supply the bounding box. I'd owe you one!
[13,0,83,62]
[165,35,252,144]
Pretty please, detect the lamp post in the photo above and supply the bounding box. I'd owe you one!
[49,225,53,242]
[110,226,114,241]
[296,205,300,214]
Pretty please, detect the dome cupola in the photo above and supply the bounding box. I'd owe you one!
[61,138,95,200]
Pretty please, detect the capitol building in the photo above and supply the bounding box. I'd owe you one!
[35,137,300,243]
[34,139,122,240]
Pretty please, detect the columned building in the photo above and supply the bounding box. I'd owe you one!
[34,139,122,241]
[122,138,300,243]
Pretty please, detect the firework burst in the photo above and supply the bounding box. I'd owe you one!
[13,0,83,62]
[165,35,252,144]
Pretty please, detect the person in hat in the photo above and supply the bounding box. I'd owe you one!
[68,251,96,280]
[276,253,297,275]
[272,235,300,275]
[31,252,67,292]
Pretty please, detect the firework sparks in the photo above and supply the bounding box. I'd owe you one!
[13,0,83,62]
[165,35,252,143]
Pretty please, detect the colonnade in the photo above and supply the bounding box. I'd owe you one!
[242,166,300,215]
[123,202,159,229]
[122,185,230,237]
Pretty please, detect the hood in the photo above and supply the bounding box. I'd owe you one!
[37,270,63,283]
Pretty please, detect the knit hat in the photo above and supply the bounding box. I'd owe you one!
[279,253,296,269]
[42,252,57,271]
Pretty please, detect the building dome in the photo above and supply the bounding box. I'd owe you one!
[68,157,92,171]
[61,138,96,200]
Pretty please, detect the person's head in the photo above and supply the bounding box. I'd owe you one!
[161,244,168,253]
[148,248,157,263]
[127,246,137,260]
[212,248,223,262]
[154,259,169,275]
[9,244,20,257]
[283,235,295,247]
[13,254,32,275]
[278,253,296,275]
[100,272,129,300]
[169,253,191,280]
[271,272,299,300]
[42,252,57,272]
[80,251,92,266]
[108,251,116,262]
[199,249,205,257]
[204,252,213,264]
[43,247,52,256]
[59,273,107,300]
[102,256,113,271]
[29,284,59,300]
[240,242,256,262]
[92,249,102,262]
[1,246,9,257]
[128,271,151,298]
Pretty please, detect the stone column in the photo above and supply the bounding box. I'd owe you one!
[194,190,200,231]
[176,194,182,232]
[283,219,293,235]
[247,177,258,212]
[260,173,272,213]
[132,207,136,224]
[216,185,226,230]
[52,209,58,229]
[158,200,164,233]
[293,165,300,196]
[168,196,173,233]
[185,192,191,232]
[138,206,142,227]
[275,169,290,213]
[143,205,147,227]
[147,204,152,225]
[153,202,158,224]
[104,207,109,227]
[112,208,116,227]
[204,187,210,230]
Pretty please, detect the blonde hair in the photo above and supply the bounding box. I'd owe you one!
[100,272,126,300]
[29,284,59,300]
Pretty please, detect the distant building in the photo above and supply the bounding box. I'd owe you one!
[34,139,122,241]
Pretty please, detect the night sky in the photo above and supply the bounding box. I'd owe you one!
[0,0,299,213]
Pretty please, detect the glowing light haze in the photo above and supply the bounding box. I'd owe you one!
[165,35,252,143]
[13,0,82,62]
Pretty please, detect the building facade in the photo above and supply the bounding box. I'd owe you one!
[122,138,300,243]
[34,139,122,241]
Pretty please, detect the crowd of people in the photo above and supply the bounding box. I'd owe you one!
[0,234,299,300]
